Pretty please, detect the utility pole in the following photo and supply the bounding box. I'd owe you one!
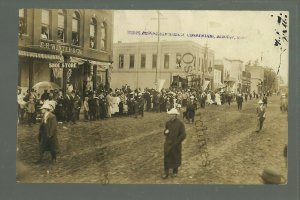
[151,11,167,90]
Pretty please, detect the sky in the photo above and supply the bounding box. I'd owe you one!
[113,10,289,84]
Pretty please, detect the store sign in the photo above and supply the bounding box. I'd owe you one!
[49,62,78,69]
[40,41,82,55]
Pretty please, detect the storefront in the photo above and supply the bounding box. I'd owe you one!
[18,49,112,96]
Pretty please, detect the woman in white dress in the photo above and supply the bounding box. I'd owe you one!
[206,92,212,105]
[215,92,222,106]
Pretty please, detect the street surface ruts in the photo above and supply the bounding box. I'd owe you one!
[17,96,287,184]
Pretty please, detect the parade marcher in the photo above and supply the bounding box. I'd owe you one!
[162,108,186,179]
[40,89,49,102]
[256,100,266,132]
[35,102,59,164]
[236,93,243,110]
[263,94,268,108]
[152,92,159,112]
[106,92,113,118]
[226,92,231,107]
[83,96,89,121]
[186,96,197,123]
[200,92,206,108]
[64,92,73,122]
[55,90,65,122]
[26,96,36,126]
[137,93,145,117]
[88,94,97,121]
[71,91,81,123]
[215,92,222,106]
[98,93,107,119]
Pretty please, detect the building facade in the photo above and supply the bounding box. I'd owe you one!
[18,9,113,95]
[111,41,214,90]
[245,64,264,94]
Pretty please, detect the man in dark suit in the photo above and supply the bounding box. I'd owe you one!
[236,93,243,110]
[35,102,59,164]
[256,100,266,132]
[162,108,186,179]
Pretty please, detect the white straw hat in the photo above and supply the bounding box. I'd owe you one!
[167,108,180,115]
[40,102,54,111]
[258,100,263,104]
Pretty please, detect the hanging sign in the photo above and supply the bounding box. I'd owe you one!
[49,62,78,69]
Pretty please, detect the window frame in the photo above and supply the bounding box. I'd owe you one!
[129,54,135,69]
[89,18,97,49]
[41,9,51,40]
[119,54,124,69]
[19,9,27,35]
[152,54,157,69]
[141,54,146,69]
[164,54,170,69]
[100,22,107,50]
[57,9,66,43]
[72,11,80,46]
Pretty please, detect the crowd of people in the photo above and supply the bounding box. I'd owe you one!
[17,83,273,127]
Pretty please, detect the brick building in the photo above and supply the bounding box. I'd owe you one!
[18,9,113,95]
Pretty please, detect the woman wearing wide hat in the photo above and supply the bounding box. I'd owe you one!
[162,108,186,179]
[35,102,59,164]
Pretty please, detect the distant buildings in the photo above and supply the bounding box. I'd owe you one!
[111,41,214,90]
[245,64,264,94]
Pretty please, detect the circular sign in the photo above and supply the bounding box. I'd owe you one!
[182,53,194,64]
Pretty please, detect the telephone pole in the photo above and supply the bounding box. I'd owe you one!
[151,11,167,90]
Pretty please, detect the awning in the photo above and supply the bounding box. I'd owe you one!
[70,56,111,70]
[18,50,62,61]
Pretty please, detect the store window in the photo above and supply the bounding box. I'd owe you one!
[72,11,80,46]
[100,22,107,50]
[19,9,26,35]
[41,9,50,40]
[129,55,135,68]
[141,54,146,68]
[89,18,97,49]
[164,54,169,69]
[152,54,157,69]
[119,54,124,69]
[57,9,66,43]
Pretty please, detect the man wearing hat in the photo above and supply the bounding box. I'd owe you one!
[256,100,266,132]
[162,108,186,179]
[186,96,197,123]
[35,102,59,164]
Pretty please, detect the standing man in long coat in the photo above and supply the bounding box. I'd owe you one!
[35,102,59,164]
[256,100,266,132]
[162,108,186,179]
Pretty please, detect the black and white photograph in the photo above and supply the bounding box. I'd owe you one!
[16,9,288,184]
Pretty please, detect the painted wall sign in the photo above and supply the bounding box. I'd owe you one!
[40,41,82,55]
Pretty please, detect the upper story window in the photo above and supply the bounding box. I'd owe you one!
[57,9,66,43]
[164,54,169,69]
[152,54,157,69]
[118,54,124,68]
[100,22,107,50]
[141,54,146,68]
[41,9,51,40]
[19,9,27,35]
[129,55,135,68]
[72,12,80,46]
[89,18,97,49]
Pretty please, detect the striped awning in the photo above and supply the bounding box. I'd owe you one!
[18,50,62,60]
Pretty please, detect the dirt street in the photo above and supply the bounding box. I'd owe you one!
[17,96,288,184]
